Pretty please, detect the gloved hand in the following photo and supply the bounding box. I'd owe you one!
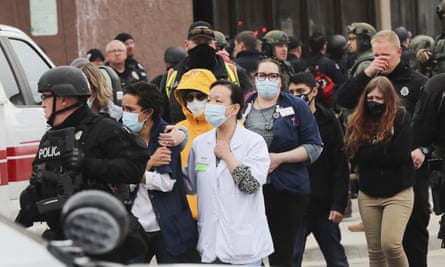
[62,147,85,171]
[416,48,433,65]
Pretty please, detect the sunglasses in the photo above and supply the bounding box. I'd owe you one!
[189,27,214,36]
[184,92,207,102]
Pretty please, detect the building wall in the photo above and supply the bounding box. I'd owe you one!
[0,0,193,79]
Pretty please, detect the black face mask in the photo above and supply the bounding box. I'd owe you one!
[187,44,216,70]
[366,101,386,118]
[299,93,313,105]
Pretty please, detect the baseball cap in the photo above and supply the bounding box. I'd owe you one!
[175,69,216,98]
[187,21,215,40]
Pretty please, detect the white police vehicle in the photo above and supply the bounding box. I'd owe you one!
[0,24,54,219]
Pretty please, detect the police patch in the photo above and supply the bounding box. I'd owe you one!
[400,86,409,96]
[132,71,140,80]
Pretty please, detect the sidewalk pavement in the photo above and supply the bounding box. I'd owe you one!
[302,198,444,267]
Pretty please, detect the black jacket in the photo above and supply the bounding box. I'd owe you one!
[336,63,427,115]
[353,109,415,197]
[233,49,265,75]
[307,52,346,86]
[307,103,349,214]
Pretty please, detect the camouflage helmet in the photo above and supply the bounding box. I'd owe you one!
[346,22,376,39]
[409,35,435,54]
[38,66,91,97]
[263,30,290,45]
[437,0,445,19]
[214,30,228,50]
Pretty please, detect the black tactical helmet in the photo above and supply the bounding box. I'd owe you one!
[437,0,445,19]
[394,26,412,43]
[327,34,348,57]
[38,66,91,97]
[347,22,376,39]
[164,46,186,65]
[263,30,290,45]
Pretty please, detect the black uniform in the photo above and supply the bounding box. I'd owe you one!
[107,62,148,90]
[233,49,266,75]
[287,54,308,73]
[16,105,149,262]
[336,63,427,115]
[337,62,429,267]
[307,52,346,89]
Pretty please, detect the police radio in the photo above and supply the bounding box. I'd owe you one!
[35,127,84,214]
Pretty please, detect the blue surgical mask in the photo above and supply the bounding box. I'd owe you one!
[205,104,229,127]
[122,111,144,133]
[256,79,279,99]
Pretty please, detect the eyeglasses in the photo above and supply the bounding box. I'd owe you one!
[254,72,281,81]
[40,94,54,101]
[184,92,207,102]
[366,95,384,101]
[189,27,214,36]
[288,88,309,95]
[107,49,125,54]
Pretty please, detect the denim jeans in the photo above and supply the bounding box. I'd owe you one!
[293,209,349,267]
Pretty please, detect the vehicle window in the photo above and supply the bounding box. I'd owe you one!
[0,46,23,104]
[9,39,51,104]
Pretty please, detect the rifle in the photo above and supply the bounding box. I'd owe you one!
[35,127,84,214]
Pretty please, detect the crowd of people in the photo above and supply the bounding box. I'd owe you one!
[13,2,445,266]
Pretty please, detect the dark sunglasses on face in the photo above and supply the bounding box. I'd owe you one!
[184,92,207,102]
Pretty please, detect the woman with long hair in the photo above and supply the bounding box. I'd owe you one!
[344,76,414,267]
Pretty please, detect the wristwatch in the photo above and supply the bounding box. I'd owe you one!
[420,146,430,155]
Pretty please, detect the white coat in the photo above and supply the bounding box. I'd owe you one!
[184,124,274,264]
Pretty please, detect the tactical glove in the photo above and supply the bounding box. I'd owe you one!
[62,147,85,171]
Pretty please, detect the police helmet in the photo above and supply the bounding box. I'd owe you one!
[214,30,228,50]
[327,34,348,57]
[409,35,435,54]
[38,66,91,97]
[263,30,290,45]
[437,0,445,19]
[347,22,376,39]
[394,26,412,43]
[347,22,376,52]
[164,46,186,65]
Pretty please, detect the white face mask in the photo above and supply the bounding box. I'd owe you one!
[187,98,207,115]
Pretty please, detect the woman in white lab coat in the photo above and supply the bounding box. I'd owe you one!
[184,80,273,265]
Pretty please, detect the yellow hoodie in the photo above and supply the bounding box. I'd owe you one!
[175,69,217,219]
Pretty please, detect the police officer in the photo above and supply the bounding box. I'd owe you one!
[262,30,295,90]
[15,66,149,262]
[327,34,348,76]
[409,34,435,77]
[114,32,148,78]
[394,26,412,66]
[336,30,429,267]
[160,20,253,124]
[345,22,376,79]
[105,39,148,90]
[411,73,445,266]
[416,0,445,75]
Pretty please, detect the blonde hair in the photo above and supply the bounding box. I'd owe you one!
[77,62,113,111]
[371,30,401,50]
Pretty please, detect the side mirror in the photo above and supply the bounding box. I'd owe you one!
[61,190,129,255]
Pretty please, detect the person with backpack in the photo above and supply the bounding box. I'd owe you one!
[160,20,253,124]
[307,32,345,109]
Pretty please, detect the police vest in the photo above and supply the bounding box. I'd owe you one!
[165,62,239,99]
